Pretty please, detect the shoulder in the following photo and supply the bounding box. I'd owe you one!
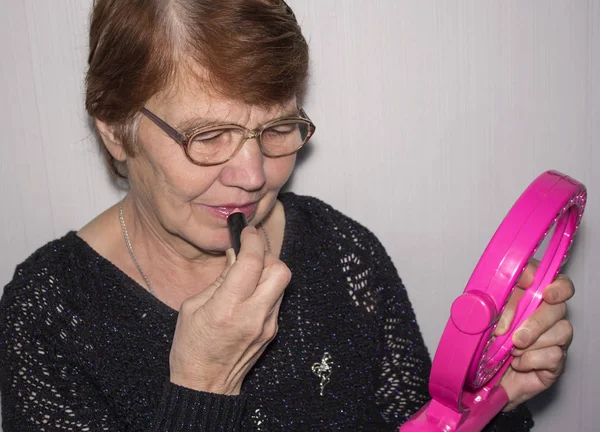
[1,231,85,315]
[6,231,82,282]
[0,232,87,361]
[0,232,105,381]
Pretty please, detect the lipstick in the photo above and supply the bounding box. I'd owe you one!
[227,210,248,255]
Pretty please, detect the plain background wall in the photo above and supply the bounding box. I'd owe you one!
[1,1,598,430]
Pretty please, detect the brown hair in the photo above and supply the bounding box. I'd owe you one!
[85,0,309,178]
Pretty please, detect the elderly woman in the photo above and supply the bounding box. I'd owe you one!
[0,1,574,431]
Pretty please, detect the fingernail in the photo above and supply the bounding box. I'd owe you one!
[514,329,530,346]
[549,288,559,302]
[226,248,237,265]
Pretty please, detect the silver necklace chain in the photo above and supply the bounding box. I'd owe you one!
[119,203,156,295]
[118,202,271,296]
[262,221,272,253]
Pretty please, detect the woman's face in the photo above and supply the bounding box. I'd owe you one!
[126,77,298,255]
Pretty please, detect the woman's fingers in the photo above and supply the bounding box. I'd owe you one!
[512,301,567,350]
[495,259,574,338]
[214,226,266,303]
[251,252,291,308]
[542,274,575,304]
[497,263,576,409]
[512,319,572,356]
[511,345,566,376]
[170,225,290,395]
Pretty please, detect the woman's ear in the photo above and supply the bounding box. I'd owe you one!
[95,118,127,162]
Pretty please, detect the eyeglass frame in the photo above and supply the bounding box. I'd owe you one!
[140,106,316,167]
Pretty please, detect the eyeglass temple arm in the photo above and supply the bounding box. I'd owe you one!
[298,108,316,136]
[141,107,187,144]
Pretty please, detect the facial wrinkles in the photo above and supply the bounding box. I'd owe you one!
[120,67,291,260]
[126,102,296,259]
[134,122,205,203]
[142,81,296,188]
[127,138,221,259]
[126,138,204,262]
[158,71,296,129]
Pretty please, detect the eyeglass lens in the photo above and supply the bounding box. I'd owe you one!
[187,120,311,164]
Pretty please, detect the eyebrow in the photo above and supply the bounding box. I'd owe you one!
[174,107,302,134]
[174,116,224,133]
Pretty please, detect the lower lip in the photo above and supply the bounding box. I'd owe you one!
[204,203,258,220]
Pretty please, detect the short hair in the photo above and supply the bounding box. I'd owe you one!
[85,0,309,178]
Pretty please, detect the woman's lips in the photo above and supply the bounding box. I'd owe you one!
[204,202,258,220]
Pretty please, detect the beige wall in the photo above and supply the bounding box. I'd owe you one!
[1,1,598,429]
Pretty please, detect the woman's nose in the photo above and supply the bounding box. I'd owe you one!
[221,136,266,191]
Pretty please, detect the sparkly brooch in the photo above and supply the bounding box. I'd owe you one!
[311,352,333,396]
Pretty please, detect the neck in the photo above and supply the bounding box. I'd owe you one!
[119,197,229,304]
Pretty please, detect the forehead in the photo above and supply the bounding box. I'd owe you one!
[148,66,297,125]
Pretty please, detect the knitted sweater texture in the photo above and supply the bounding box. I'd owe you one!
[0,193,533,431]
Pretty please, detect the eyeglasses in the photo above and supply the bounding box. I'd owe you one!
[140,107,316,166]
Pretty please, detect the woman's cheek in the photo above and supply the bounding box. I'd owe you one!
[267,155,296,188]
[162,162,223,202]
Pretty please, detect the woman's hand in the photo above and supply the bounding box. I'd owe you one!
[496,262,575,411]
[169,225,291,395]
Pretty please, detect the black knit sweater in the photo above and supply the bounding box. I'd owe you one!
[0,193,533,431]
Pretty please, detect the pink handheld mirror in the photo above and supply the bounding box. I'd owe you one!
[400,170,586,432]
